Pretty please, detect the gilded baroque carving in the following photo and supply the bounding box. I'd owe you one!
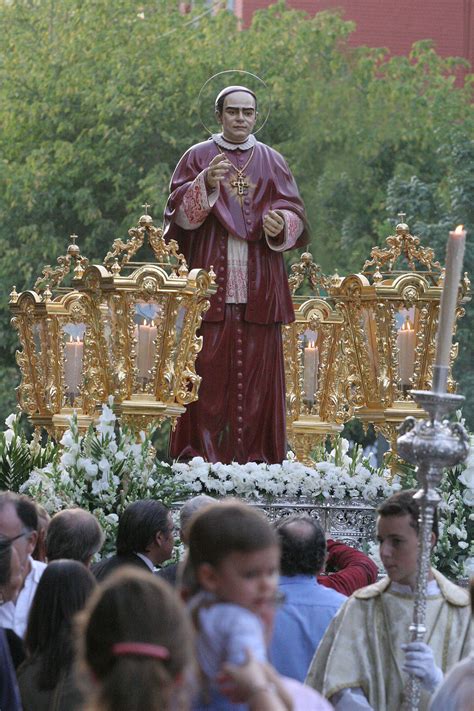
[285,253,349,463]
[11,213,216,436]
[288,252,329,295]
[363,223,441,274]
[34,237,89,294]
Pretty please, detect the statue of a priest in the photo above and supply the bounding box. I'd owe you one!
[163,85,309,464]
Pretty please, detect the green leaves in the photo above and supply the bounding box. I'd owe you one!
[0,438,34,492]
[0,415,57,492]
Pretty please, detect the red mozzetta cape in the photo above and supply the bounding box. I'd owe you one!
[163,138,309,325]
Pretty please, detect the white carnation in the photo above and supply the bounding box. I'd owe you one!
[98,457,111,475]
[60,452,77,468]
[106,440,118,455]
[84,460,99,479]
[3,430,14,445]
[60,430,75,448]
[60,470,72,486]
[462,488,474,507]
[458,467,474,489]
[4,413,17,429]
[91,479,106,495]
[172,463,191,474]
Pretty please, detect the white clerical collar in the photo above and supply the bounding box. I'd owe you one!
[212,133,256,151]
[390,579,440,596]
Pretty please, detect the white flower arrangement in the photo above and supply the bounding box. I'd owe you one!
[20,400,187,555]
[170,437,401,502]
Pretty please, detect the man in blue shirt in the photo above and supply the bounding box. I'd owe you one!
[269,515,347,682]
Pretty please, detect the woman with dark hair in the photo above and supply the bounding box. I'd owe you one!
[17,559,96,711]
[78,568,194,711]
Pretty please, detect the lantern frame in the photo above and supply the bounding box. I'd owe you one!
[10,213,217,437]
[330,221,470,451]
[283,253,351,464]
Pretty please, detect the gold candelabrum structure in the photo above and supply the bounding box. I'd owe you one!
[283,253,352,464]
[10,209,217,437]
[284,220,470,465]
[329,219,470,454]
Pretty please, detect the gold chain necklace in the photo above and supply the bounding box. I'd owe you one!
[217,145,255,196]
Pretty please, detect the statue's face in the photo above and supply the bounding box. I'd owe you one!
[217,91,257,143]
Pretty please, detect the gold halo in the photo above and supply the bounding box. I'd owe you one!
[197,70,271,136]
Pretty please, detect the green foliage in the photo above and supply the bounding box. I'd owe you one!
[0,414,57,492]
[0,0,472,429]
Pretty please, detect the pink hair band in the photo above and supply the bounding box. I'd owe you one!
[112,642,170,660]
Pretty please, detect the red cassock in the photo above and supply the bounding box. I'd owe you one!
[164,138,309,464]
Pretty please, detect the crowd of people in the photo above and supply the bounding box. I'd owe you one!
[0,489,471,711]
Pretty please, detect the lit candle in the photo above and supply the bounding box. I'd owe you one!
[64,336,84,394]
[137,320,157,380]
[137,320,152,379]
[303,340,319,404]
[397,316,415,386]
[434,225,466,378]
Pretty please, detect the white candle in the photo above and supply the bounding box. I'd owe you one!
[397,317,415,386]
[137,320,157,380]
[137,320,151,379]
[435,225,466,368]
[64,336,83,394]
[304,341,319,404]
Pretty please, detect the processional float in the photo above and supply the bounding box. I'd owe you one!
[10,213,469,458]
[9,211,471,711]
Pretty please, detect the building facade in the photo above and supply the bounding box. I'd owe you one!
[234,0,473,67]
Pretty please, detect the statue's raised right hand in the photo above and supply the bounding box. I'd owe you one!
[206,153,231,189]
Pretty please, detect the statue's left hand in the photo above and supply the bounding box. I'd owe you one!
[263,210,284,238]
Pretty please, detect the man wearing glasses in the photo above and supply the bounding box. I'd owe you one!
[0,493,46,638]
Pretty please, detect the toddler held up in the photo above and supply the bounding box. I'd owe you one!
[186,500,288,711]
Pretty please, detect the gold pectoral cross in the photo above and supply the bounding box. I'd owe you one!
[231,175,249,196]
